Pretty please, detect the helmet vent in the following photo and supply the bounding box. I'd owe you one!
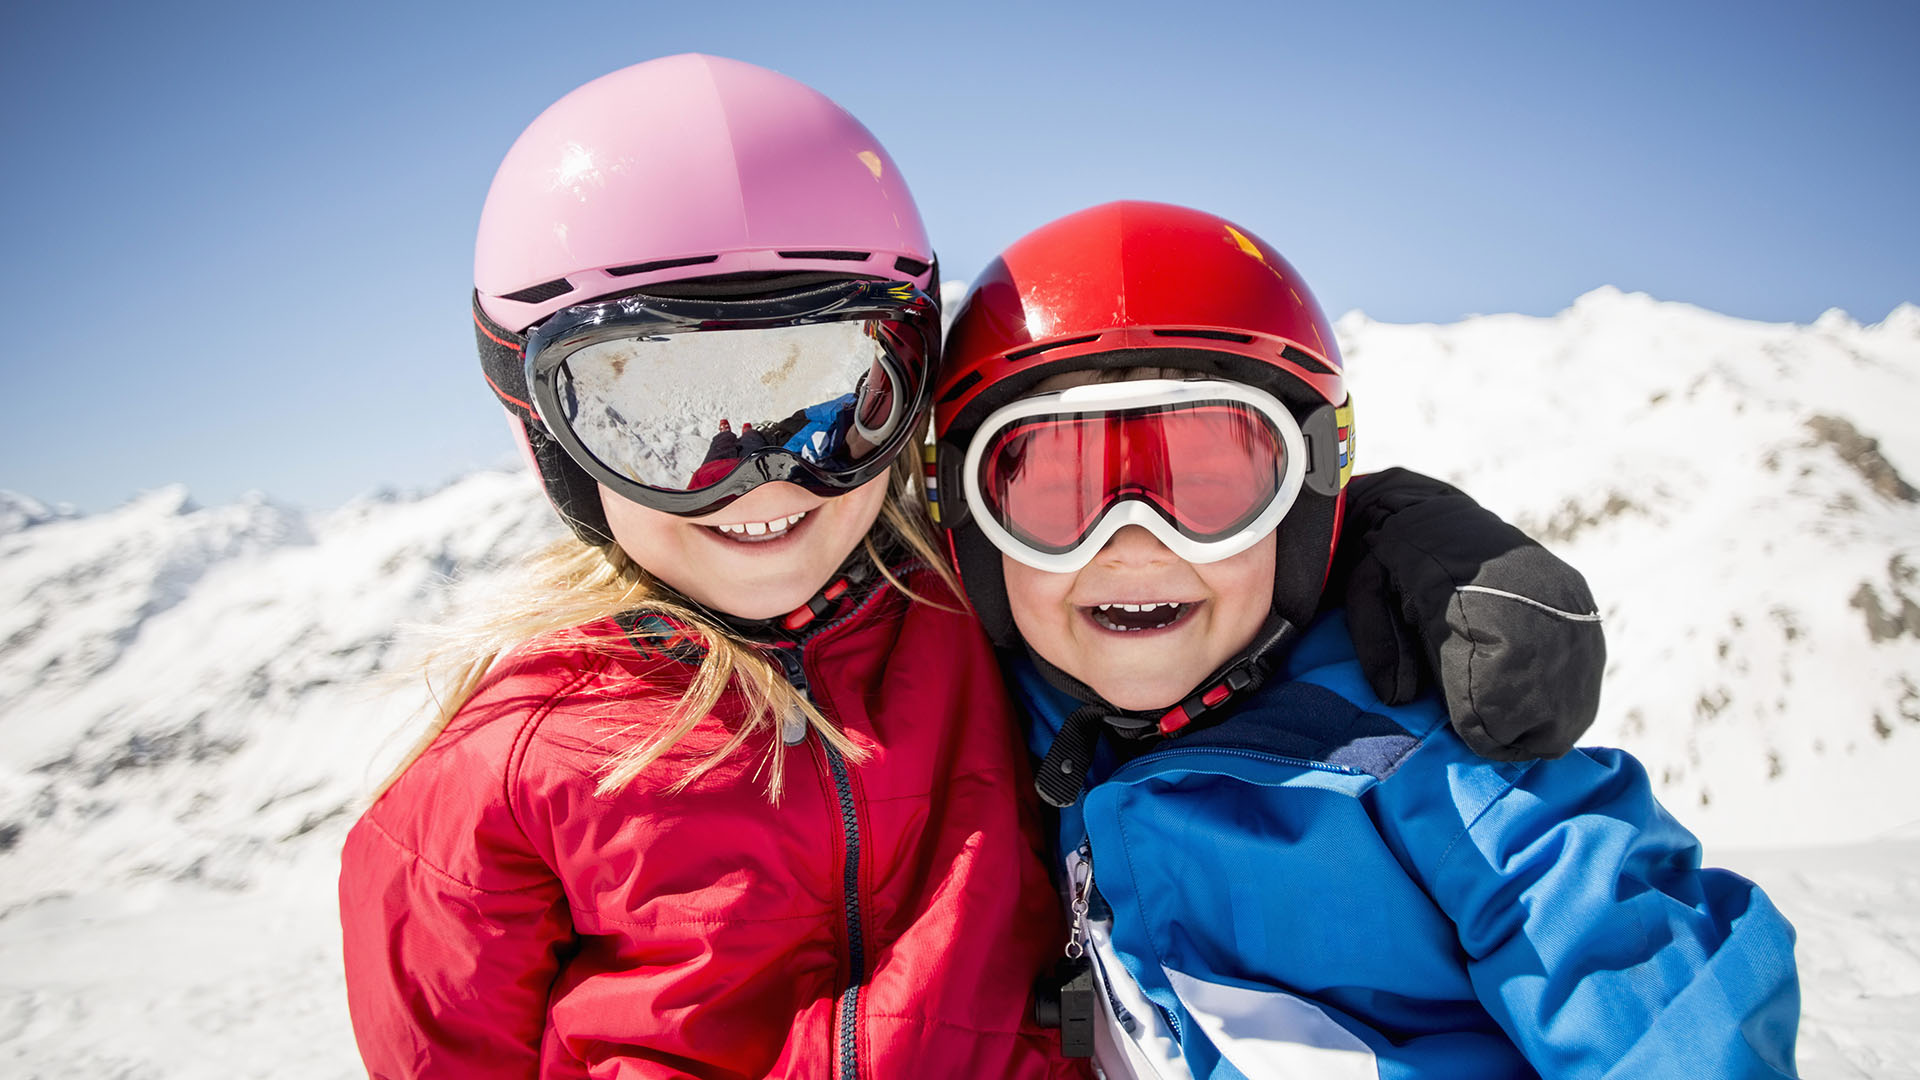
[778,250,871,262]
[606,254,721,277]
[1153,328,1253,344]
[893,256,932,276]
[937,371,983,405]
[1006,334,1102,363]
[1281,344,1335,375]
[500,278,573,304]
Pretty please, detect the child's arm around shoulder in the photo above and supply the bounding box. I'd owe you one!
[1335,467,1606,760]
[340,649,595,1077]
[1386,739,1801,1077]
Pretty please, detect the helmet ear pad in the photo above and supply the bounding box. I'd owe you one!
[952,520,1016,647]
[1270,488,1339,632]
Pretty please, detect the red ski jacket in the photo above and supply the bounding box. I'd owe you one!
[340,567,1080,1078]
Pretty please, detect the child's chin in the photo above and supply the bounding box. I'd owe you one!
[1074,644,1210,712]
[1087,676,1188,714]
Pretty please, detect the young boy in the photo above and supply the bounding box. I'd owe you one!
[931,202,1800,1077]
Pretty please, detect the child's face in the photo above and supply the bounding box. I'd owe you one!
[1004,528,1276,712]
[601,475,890,620]
[995,366,1279,710]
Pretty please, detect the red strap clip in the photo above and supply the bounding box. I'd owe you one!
[781,576,852,631]
[1156,673,1247,736]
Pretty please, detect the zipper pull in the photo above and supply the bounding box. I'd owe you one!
[1033,843,1097,1057]
[1066,847,1093,960]
[773,648,811,746]
[781,706,809,746]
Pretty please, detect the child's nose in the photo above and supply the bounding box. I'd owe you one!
[1096,525,1179,567]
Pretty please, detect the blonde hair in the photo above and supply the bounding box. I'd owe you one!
[381,448,959,803]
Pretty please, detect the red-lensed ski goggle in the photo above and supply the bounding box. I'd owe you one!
[523,280,937,517]
[961,380,1347,573]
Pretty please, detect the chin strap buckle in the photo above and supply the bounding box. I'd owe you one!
[1157,616,1299,737]
[1158,665,1255,736]
[780,576,853,632]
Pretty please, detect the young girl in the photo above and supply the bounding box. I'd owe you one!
[930,200,1799,1077]
[340,57,1605,1079]
[339,55,1075,1078]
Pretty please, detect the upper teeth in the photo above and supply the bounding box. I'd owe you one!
[716,512,807,536]
[1098,602,1180,613]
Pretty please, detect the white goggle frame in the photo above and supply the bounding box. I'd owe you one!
[961,379,1309,574]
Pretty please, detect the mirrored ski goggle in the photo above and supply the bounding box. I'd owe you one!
[962,379,1336,573]
[524,280,936,516]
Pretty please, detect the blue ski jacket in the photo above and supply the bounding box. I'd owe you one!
[1011,611,1800,1079]
[782,394,856,463]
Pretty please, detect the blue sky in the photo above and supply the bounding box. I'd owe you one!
[3,0,1915,513]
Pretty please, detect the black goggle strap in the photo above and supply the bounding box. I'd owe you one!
[473,293,615,545]
[1030,612,1300,808]
[472,293,536,420]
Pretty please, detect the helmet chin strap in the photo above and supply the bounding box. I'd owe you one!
[664,544,885,647]
[1030,612,1301,808]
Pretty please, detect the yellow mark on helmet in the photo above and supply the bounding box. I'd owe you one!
[857,150,885,180]
[1225,225,1266,263]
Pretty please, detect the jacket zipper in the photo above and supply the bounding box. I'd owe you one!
[822,739,865,1080]
[1065,844,1144,1037]
[774,637,868,1080]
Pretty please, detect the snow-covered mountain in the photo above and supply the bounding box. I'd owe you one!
[1346,287,1920,850]
[0,476,560,911]
[1,290,1916,1077]
[0,475,566,1077]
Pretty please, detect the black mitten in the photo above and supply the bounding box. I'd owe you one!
[1330,468,1606,760]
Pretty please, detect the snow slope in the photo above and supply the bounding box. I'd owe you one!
[1344,289,1920,850]
[2,291,1916,1076]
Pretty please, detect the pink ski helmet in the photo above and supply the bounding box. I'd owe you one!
[472,54,937,543]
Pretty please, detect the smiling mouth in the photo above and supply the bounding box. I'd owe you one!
[705,510,810,544]
[1084,601,1198,633]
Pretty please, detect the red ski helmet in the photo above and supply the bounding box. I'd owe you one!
[472,54,937,544]
[930,201,1353,646]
